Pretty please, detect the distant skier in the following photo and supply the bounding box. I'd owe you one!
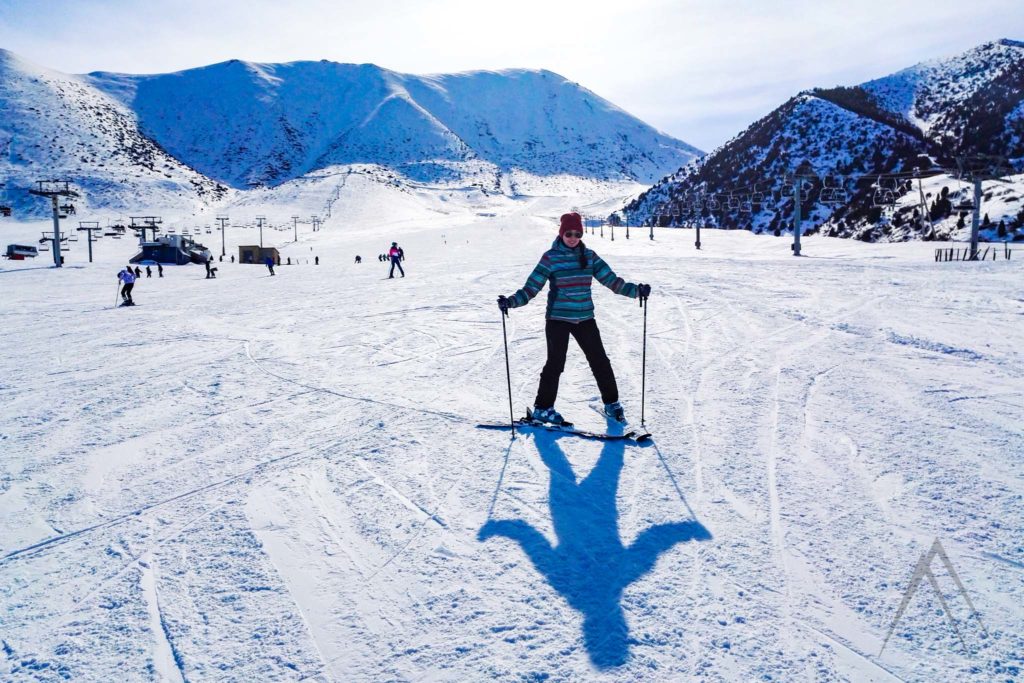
[354,255,362,264]
[205,258,213,279]
[398,246,405,261]
[497,212,650,425]
[157,263,164,278]
[388,242,405,278]
[145,265,152,278]
[315,255,319,265]
[118,266,136,306]
[265,256,275,276]
[133,266,142,278]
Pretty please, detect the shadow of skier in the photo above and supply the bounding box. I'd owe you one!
[478,430,711,668]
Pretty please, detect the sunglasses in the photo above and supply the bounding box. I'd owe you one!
[563,231,583,238]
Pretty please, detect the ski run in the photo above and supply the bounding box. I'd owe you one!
[1,177,1022,682]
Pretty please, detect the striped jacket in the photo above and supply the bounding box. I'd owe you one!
[506,238,639,322]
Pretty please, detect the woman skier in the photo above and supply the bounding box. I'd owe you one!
[497,212,650,425]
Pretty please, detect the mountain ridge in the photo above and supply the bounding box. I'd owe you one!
[626,38,1024,242]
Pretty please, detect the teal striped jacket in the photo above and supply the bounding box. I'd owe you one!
[506,238,639,322]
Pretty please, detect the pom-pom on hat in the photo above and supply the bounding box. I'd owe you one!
[559,212,583,236]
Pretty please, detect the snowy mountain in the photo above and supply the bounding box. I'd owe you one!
[0,49,229,217]
[627,39,1024,242]
[84,60,701,190]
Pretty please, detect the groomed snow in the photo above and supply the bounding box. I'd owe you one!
[1,179,1022,682]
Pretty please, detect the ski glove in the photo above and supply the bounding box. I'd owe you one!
[638,283,652,298]
[497,295,511,313]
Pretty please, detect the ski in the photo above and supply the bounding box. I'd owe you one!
[476,419,651,443]
[589,404,652,442]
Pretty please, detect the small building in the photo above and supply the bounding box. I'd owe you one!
[238,245,280,265]
[132,234,211,265]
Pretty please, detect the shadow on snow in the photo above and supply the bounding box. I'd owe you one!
[479,430,711,669]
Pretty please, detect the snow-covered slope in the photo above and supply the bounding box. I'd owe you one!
[1,187,1021,681]
[628,39,1024,242]
[0,49,228,217]
[85,61,701,189]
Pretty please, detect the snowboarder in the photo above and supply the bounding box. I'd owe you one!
[118,266,136,305]
[497,212,650,425]
[388,242,405,278]
[265,256,275,276]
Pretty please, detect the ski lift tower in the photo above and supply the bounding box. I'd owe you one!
[29,180,79,267]
[129,216,162,243]
[77,221,102,263]
[256,215,267,247]
[292,215,299,242]
[216,215,229,257]
[957,155,1014,260]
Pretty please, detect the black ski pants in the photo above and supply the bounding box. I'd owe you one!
[389,257,405,278]
[534,318,618,409]
[121,282,134,302]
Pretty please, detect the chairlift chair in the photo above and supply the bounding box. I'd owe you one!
[799,179,814,203]
[706,194,721,211]
[819,177,849,205]
[727,194,741,211]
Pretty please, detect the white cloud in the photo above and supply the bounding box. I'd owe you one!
[1,0,1022,150]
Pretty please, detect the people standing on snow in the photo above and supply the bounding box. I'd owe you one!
[497,212,650,425]
[205,258,213,279]
[133,266,142,278]
[354,255,361,264]
[388,242,405,278]
[145,265,152,278]
[398,246,405,261]
[157,263,164,277]
[265,256,275,276]
[118,266,137,305]
[315,255,319,265]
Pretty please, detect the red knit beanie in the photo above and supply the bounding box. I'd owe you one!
[559,212,583,236]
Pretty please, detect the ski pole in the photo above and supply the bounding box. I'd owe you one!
[640,292,648,427]
[115,282,121,308]
[500,305,515,435]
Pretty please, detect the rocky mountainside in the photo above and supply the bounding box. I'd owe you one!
[84,61,701,190]
[0,49,228,216]
[627,39,1024,242]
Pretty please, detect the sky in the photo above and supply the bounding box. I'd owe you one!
[2,0,1023,152]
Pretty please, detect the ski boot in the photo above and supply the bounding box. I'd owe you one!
[529,406,569,426]
[603,401,626,424]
